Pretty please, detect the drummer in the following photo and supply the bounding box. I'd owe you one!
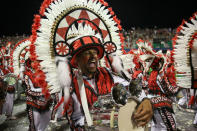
[63,29,153,130]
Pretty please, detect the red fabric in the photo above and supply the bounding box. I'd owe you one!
[188,96,195,106]
[73,67,114,107]
[132,70,142,79]
[150,57,160,70]
[193,81,197,89]
[71,36,100,51]
[166,65,176,86]
[82,36,93,44]
[148,71,158,89]
[72,39,82,50]
[93,37,99,43]
[154,102,172,108]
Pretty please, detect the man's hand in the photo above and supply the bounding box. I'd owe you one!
[133,99,153,127]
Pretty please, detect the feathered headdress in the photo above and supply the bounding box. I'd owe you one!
[173,11,197,88]
[136,39,166,74]
[29,0,125,101]
[10,38,31,79]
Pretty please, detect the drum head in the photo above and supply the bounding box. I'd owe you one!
[3,74,17,86]
[118,98,145,131]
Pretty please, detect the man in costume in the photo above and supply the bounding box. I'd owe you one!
[24,58,53,131]
[11,38,55,131]
[127,40,180,131]
[63,25,153,130]
[28,0,153,130]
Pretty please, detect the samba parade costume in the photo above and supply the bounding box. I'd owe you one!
[11,38,55,131]
[27,0,154,130]
[24,64,53,131]
[173,11,197,128]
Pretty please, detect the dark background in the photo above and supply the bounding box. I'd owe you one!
[1,0,196,36]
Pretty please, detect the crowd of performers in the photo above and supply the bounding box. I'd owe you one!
[0,0,197,131]
[0,39,65,130]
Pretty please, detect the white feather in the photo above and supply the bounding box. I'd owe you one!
[55,56,71,103]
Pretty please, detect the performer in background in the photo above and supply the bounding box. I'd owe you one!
[128,40,180,131]
[172,11,197,128]
[24,58,53,131]
[11,38,58,131]
[0,43,17,120]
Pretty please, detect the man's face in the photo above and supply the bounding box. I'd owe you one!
[76,48,99,77]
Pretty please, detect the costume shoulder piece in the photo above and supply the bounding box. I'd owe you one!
[29,0,125,95]
[173,11,197,88]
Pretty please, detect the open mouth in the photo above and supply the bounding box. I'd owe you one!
[88,60,96,68]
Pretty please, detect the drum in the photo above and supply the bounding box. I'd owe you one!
[118,98,147,131]
[91,95,147,131]
[3,73,18,86]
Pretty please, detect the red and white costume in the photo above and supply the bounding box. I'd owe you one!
[11,38,55,131]
[122,39,180,131]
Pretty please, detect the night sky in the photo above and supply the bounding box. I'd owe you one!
[1,0,196,36]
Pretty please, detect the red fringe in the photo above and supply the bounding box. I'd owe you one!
[32,15,41,32]
[39,0,55,16]
[99,0,108,7]
[188,32,197,48]
[29,41,50,99]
